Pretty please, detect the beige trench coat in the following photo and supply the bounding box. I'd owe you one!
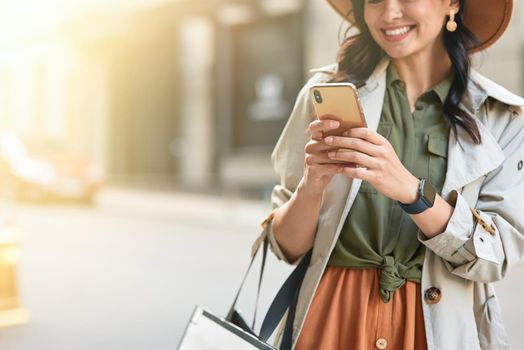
[255,58,524,350]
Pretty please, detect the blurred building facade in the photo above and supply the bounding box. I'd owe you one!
[0,0,523,198]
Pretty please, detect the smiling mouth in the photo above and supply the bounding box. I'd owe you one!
[382,25,415,38]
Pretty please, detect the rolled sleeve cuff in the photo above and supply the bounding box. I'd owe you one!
[418,190,476,265]
[253,211,297,265]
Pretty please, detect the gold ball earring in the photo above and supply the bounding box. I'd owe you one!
[446,9,457,32]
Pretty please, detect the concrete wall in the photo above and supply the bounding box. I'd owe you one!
[303,0,342,71]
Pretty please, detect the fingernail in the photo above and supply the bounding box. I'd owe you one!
[325,136,334,144]
[330,121,339,128]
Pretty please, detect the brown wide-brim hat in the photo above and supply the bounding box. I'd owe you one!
[326,0,513,52]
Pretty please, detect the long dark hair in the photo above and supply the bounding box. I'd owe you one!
[330,0,482,144]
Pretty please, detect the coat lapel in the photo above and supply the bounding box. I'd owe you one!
[359,58,390,132]
[439,69,520,199]
[441,120,505,199]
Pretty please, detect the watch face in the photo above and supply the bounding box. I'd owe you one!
[421,179,437,207]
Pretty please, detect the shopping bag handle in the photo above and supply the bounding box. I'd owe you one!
[226,236,269,330]
[227,235,312,349]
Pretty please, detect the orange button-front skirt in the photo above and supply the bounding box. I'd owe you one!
[294,266,428,350]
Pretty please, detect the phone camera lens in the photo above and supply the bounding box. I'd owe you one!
[313,90,323,103]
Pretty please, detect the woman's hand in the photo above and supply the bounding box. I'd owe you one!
[301,118,355,197]
[325,127,419,203]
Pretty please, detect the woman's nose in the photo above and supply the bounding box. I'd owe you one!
[382,0,403,22]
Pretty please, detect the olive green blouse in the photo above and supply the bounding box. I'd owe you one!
[328,64,452,303]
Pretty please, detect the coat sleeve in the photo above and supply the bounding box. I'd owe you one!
[418,105,524,283]
[252,71,331,264]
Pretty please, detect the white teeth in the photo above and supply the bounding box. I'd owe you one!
[384,26,411,36]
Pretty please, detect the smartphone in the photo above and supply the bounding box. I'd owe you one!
[309,83,367,137]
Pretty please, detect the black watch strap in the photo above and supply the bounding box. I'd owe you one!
[397,178,436,214]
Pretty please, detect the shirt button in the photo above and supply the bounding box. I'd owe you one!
[376,337,388,349]
[518,160,523,171]
[416,104,424,111]
[424,287,442,304]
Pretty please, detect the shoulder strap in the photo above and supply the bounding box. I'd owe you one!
[259,249,312,348]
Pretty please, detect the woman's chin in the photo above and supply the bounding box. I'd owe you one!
[382,47,416,60]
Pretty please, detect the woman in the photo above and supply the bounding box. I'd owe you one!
[257,0,524,349]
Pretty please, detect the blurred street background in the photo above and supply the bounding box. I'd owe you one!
[0,0,522,349]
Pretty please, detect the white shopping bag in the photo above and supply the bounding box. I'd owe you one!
[177,306,277,350]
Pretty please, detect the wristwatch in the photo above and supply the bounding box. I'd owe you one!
[397,178,437,214]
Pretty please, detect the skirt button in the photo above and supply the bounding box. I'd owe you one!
[376,337,388,349]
